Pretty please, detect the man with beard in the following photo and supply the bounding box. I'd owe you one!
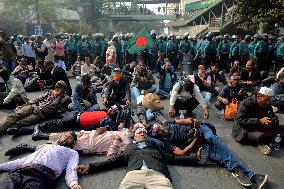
[0,131,81,189]
[5,129,131,160]
[148,119,268,189]
[240,60,261,93]
[233,87,283,155]
[76,126,200,189]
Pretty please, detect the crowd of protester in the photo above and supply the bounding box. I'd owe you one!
[0,29,283,189]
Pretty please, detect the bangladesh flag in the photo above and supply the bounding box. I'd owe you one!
[127,27,153,54]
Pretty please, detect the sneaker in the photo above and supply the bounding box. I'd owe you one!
[251,174,268,189]
[257,144,272,155]
[232,167,252,187]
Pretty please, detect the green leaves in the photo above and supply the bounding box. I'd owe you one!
[234,0,284,31]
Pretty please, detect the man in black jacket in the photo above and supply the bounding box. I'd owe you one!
[103,68,131,108]
[233,87,283,155]
[240,60,261,93]
[149,119,268,188]
[43,61,72,96]
[76,127,199,189]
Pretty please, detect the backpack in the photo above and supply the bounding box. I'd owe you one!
[224,98,238,121]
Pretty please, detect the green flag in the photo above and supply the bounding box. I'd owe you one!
[127,27,153,54]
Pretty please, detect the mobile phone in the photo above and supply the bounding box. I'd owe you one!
[199,144,209,165]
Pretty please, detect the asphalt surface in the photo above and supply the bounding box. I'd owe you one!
[0,78,283,189]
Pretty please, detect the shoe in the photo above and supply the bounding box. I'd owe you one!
[7,127,34,136]
[257,144,272,155]
[232,167,252,187]
[6,128,20,135]
[251,174,268,189]
[32,125,49,141]
[5,144,36,156]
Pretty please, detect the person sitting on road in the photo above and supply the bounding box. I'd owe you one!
[215,74,246,111]
[103,68,131,108]
[0,80,71,135]
[240,60,261,93]
[122,61,137,83]
[0,65,29,109]
[70,73,100,112]
[72,56,84,77]
[0,132,81,189]
[207,63,227,95]
[168,77,209,119]
[156,62,177,99]
[131,61,156,103]
[233,87,284,155]
[189,64,213,105]
[148,119,268,188]
[81,57,100,82]
[230,60,241,76]
[42,60,72,96]
[11,58,33,84]
[271,72,284,112]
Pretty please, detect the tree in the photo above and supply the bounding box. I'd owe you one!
[234,0,284,33]
[4,0,59,23]
[0,8,26,35]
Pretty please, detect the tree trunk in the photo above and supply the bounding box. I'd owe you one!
[258,22,265,34]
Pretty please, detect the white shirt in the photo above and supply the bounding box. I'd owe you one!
[0,145,79,188]
[4,76,29,104]
[170,82,207,108]
[22,42,36,58]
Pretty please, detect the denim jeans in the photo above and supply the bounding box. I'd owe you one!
[199,124,255,179]
[156,89,171,99]
[132,86,157,102]
[70,103,100,112]
[200,91,212,105]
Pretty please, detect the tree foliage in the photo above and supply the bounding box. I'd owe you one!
[234,0,284,32]
[2,0,165,35]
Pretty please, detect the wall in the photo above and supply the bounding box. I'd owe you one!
[167,24,208,36]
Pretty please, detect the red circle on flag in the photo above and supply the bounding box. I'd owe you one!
[135,36,147,47]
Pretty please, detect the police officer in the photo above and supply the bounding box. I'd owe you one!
[157,34,167,57]
[254,34,269,71]
[198,32,214,69]
[92,33,102,61]
[166,34,179,69]
[229,35,240,63]
[99,33,108,63]
[147,30,158,73]
[112,34,122,68]
[275,36,284,71]
[217,34,231,72]
[179,33,194,74]
[239,35,251,68]
[248,34,259,59]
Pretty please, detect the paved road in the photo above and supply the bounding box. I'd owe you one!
[0,78,283,189]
